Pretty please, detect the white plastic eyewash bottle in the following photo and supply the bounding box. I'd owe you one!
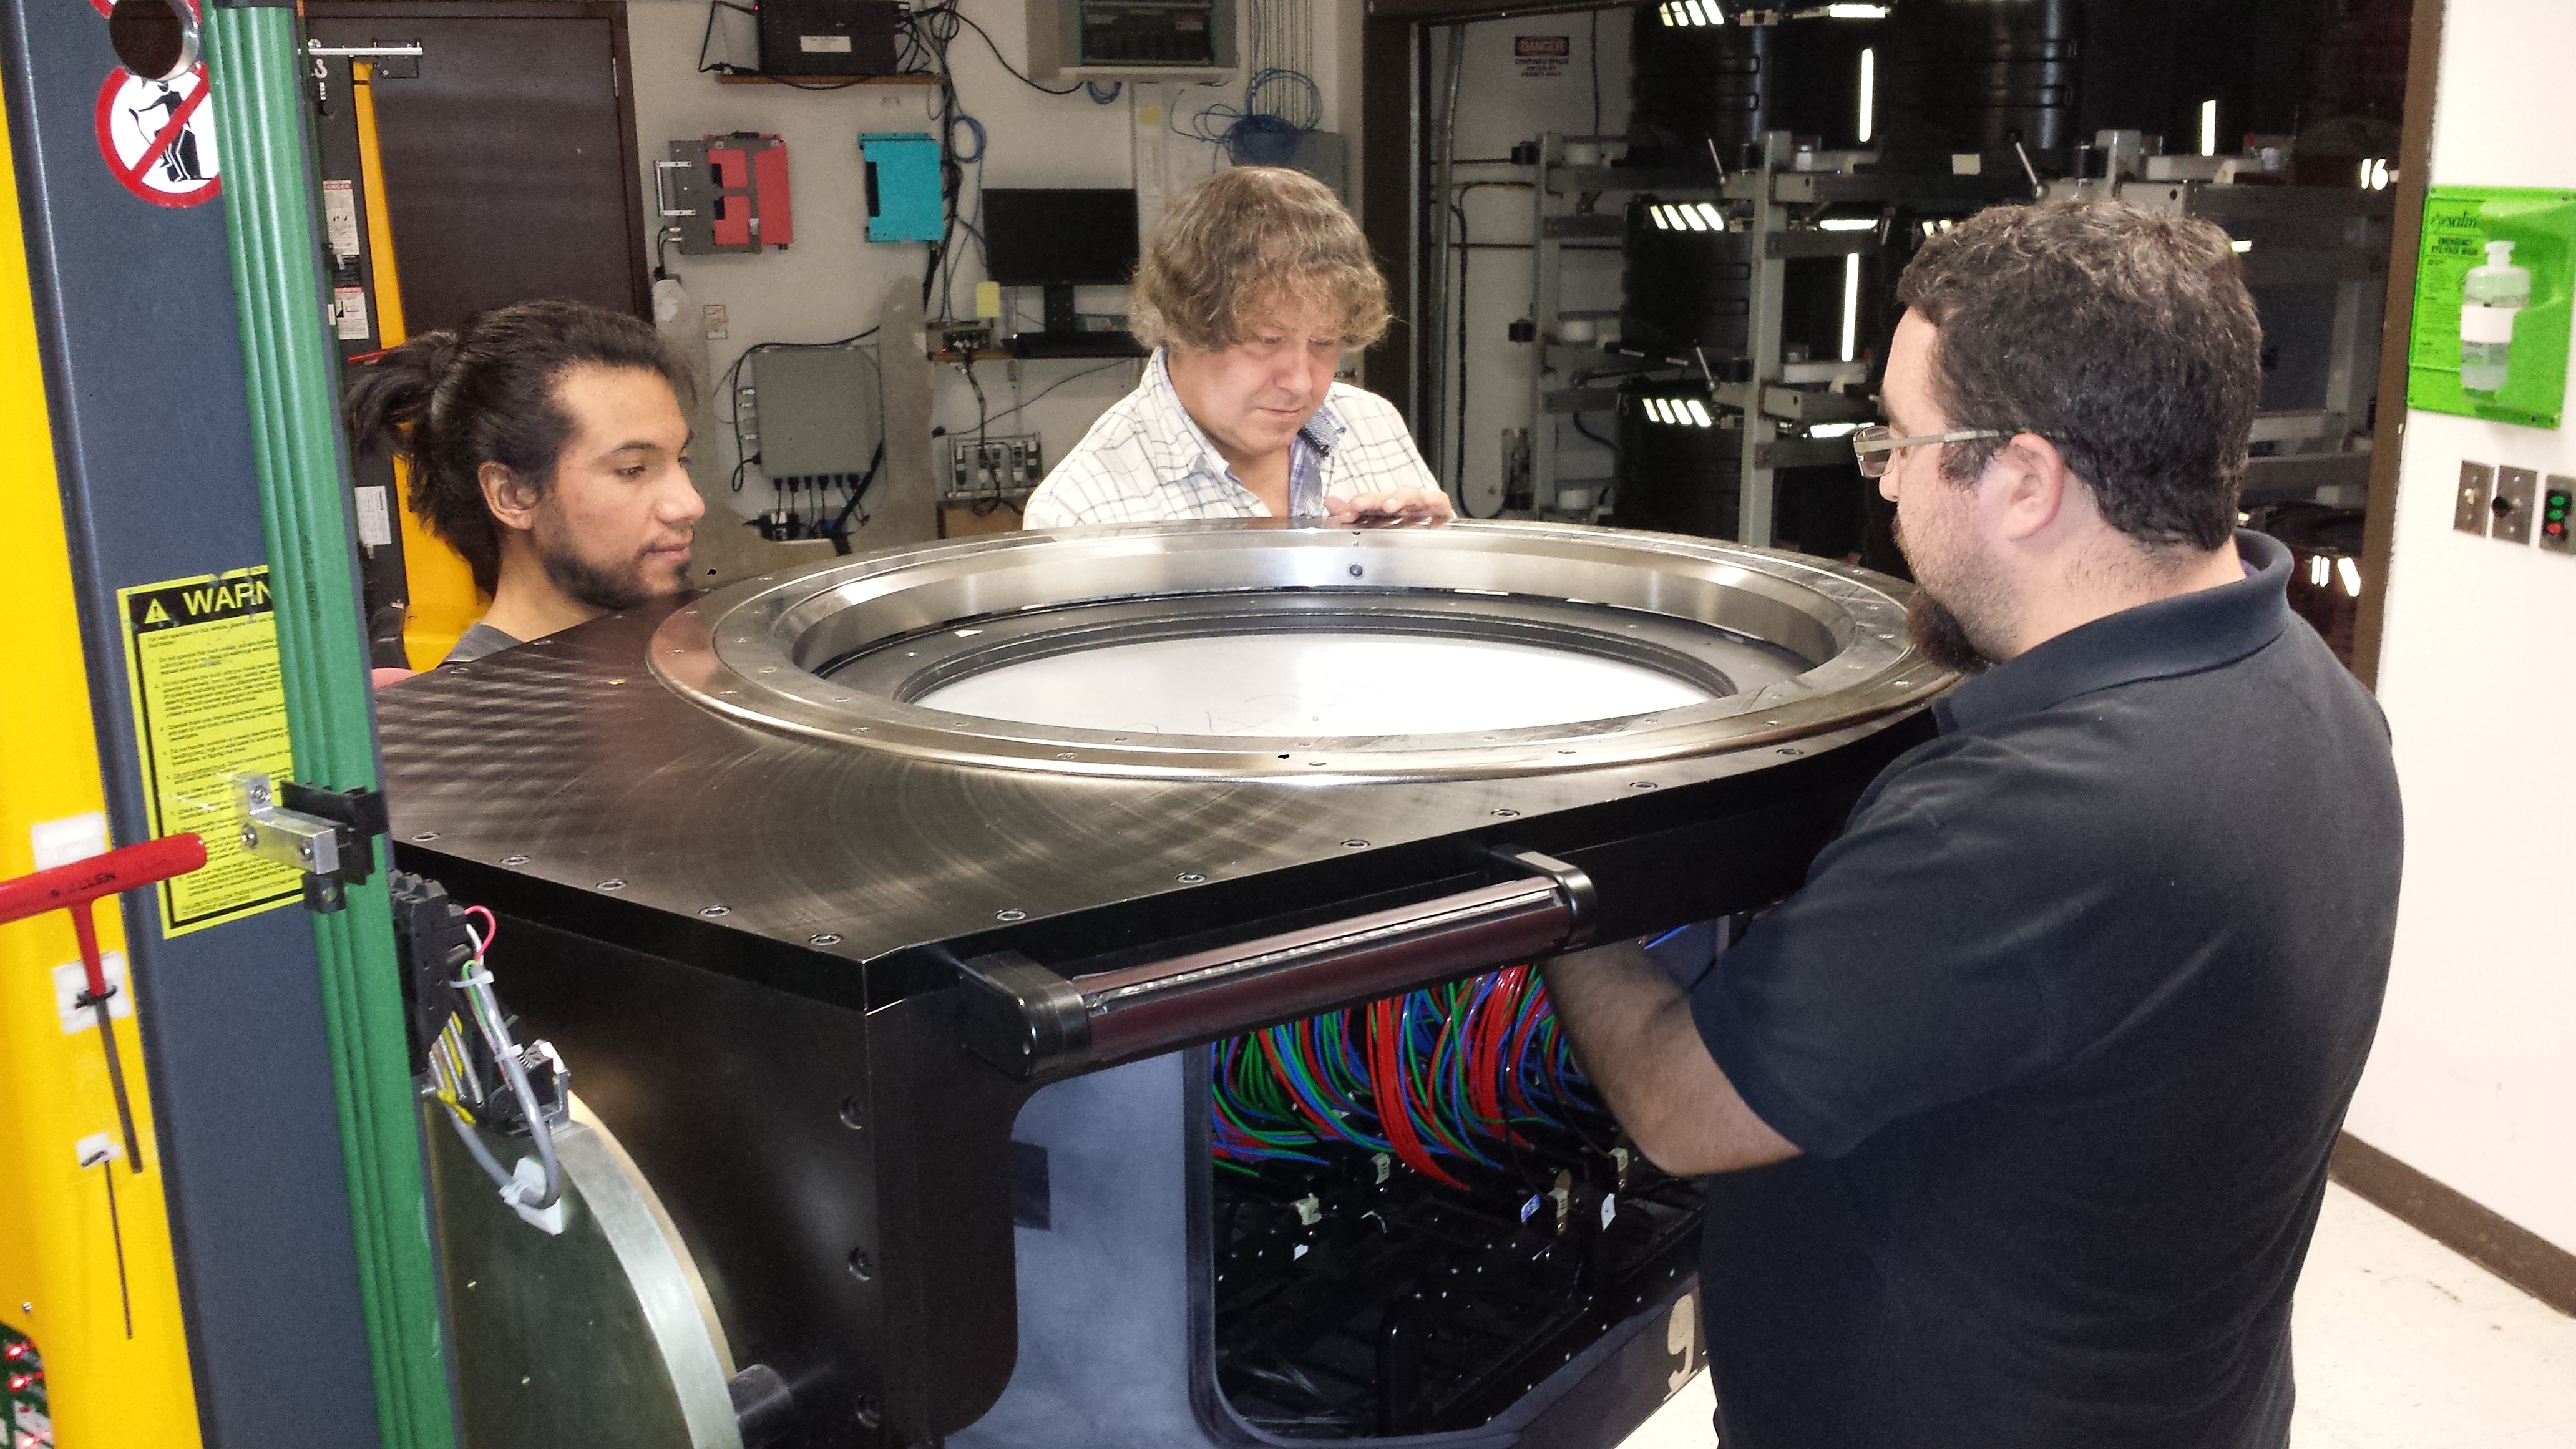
[2461,240,2531,393]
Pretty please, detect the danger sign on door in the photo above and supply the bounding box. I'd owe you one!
[95,65,222,208]
[1515,36,1571,79]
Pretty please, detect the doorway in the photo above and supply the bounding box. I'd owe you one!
[306,1,653,328]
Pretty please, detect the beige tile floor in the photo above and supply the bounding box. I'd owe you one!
[1616,1183,2576,1449]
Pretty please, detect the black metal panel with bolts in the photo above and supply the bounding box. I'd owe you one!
[376,567,1938,1445]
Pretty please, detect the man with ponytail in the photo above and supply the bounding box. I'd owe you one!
[346,298,703,664]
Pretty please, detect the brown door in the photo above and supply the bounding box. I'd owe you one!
[306,1,652,329]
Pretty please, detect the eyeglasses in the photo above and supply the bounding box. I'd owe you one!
[1849,424,2004,479]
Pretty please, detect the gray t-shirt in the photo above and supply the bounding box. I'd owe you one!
[441,621,522,665]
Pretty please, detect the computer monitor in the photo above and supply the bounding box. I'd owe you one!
[982,188,1140,338]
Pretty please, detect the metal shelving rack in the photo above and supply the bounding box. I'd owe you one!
[1530,130,2006,544]
[1518,123,2393,545]
[1525,132,1639,524]
[2041,140,2396,507]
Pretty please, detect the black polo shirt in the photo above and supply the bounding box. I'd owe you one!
[1688,530,2401,1449]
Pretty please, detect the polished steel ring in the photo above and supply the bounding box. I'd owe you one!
[650,519,1946,781]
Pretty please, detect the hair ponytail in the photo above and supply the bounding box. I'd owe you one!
[344,327,456,467]
[340,301,685,593]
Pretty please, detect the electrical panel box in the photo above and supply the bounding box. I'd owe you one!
[861,132,943,243]
[661,135,792,255]
[947,434,1043,497]
[1025,0,1237,84]
[751,348,879,484]
[757,0,901,76]
[935,320,995,356]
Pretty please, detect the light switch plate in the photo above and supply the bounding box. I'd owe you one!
[2496,466,2538,545]
[2542,477,2574,554]
[2455,461,2494,535]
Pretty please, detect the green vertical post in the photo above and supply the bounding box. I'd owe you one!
[200,8,457,1449]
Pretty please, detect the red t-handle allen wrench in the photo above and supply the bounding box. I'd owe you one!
[0,833,209,1174]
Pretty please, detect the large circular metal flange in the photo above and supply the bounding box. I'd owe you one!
[650,519,1948,781]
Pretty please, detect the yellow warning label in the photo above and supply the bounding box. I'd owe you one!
[117,567,303,935]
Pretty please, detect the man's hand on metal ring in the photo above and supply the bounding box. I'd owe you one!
[1324,490,1456,524]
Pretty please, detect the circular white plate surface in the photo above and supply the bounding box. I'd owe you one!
[912,631,1714,738]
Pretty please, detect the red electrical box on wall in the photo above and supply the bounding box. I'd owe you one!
[660,132,793,254]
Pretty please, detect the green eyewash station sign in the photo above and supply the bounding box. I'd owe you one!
[2410,186,2576,429]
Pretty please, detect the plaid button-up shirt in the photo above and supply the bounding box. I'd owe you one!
[1022,349,1440,528]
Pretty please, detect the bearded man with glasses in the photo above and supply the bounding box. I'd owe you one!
[1539,201,2403,1449]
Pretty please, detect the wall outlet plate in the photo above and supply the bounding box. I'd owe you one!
[2495,465,2539,545]
[2454,461,2495,536]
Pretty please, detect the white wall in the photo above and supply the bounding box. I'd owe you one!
[2343,0,2576,1256]
[623,0,1352,518]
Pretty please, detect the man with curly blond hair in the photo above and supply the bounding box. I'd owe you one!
[1023,167,1451,528]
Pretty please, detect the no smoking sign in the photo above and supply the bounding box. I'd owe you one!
[91,0,221,208]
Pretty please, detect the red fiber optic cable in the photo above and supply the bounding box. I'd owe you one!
[1371,997,1463,1188]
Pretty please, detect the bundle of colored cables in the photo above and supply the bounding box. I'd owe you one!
[1212,965,1597,1190]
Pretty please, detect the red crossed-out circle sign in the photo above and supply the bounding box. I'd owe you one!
[94,63,221,207]
[90,0,218,207]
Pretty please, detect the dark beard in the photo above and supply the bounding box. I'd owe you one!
[539,538,675,612]
[1891,509,1994,675]
[1907,587,1994,675]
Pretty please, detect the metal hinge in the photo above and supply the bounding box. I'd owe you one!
[231,772,389,914]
